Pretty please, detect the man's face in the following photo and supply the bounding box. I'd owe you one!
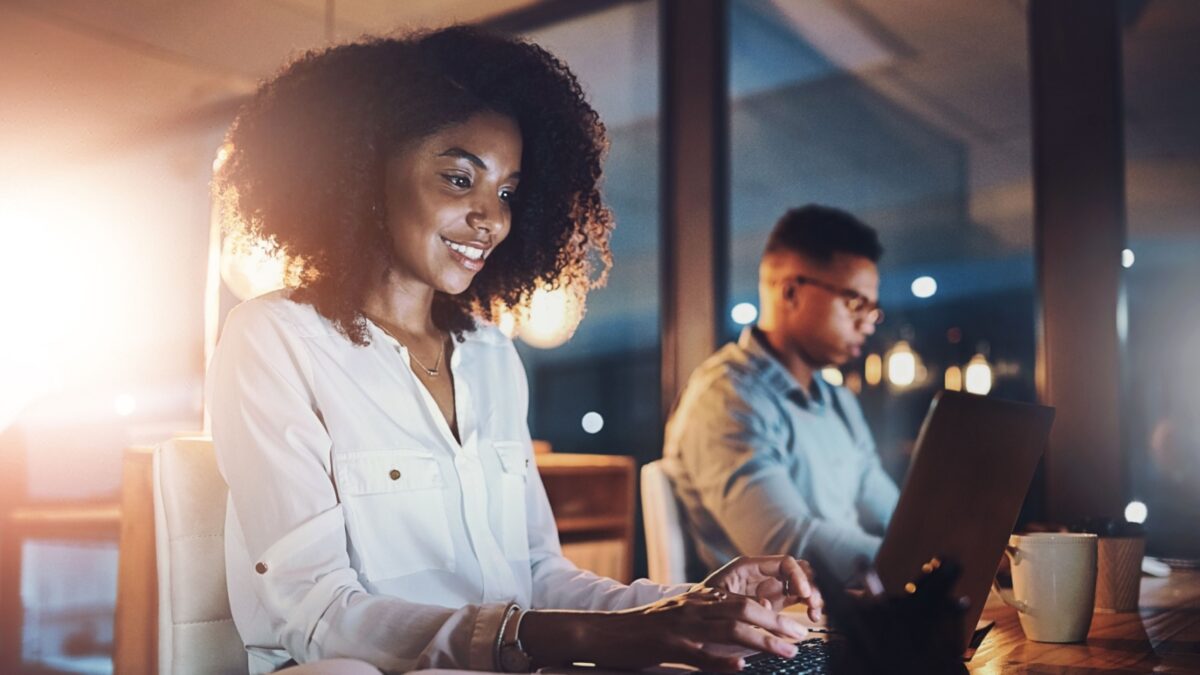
[779,252,880,367]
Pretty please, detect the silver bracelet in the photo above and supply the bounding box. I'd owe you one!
[511,608,527,652]
[494,603,520,669]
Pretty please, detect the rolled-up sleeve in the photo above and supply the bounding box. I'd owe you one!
[209,303,507,672]
[678,376,880,581]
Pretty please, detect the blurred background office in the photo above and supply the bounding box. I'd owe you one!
[1,1,1197,672]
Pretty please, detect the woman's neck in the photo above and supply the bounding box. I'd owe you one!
[361,272,438,337]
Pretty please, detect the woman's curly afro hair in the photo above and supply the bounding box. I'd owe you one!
[215,26,613,344]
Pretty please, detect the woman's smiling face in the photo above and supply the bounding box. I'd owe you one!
[382,110,523,296]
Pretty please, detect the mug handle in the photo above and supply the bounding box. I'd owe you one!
[992,545,1029,612]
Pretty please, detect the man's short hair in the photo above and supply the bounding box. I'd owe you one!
[764,204,883,263]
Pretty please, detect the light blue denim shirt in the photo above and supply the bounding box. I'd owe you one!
[662,327,899,581]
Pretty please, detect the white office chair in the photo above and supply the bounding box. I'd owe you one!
[640,460,691,585]
[153,436,248,674]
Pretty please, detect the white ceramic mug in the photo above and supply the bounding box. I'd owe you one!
[994,532,1098,643]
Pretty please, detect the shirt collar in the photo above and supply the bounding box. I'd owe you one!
[737,326,828,410]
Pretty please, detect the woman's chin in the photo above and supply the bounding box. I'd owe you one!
[435,273,476,296]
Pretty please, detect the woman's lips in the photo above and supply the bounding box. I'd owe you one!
[441,237,488,272]
[446,245,485,272]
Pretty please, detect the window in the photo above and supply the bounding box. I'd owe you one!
[517,2,662,462]
[727,0,1037,481]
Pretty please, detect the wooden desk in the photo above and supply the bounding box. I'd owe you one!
[969,570,1200,672]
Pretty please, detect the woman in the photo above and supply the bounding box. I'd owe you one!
[209,26,823,674]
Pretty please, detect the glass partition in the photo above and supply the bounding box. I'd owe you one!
[727,0,1037,483]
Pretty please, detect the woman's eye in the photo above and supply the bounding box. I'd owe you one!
[443,174,471,189]
[499,188,516,204]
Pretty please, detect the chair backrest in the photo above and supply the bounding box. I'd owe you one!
[640,460,690,585]
[153,436,248,675]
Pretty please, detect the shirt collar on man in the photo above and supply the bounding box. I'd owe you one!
[737,326,828,411]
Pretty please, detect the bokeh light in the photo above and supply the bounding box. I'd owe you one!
[731,302,758,325]
[581,411,604,434]
[911,276,938,298]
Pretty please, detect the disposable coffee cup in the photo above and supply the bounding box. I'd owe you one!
[993,532,1097,643]
[1071,517,1145,613]
[1094,536,1145,612]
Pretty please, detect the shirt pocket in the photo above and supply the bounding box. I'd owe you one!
[334,449,455,580]
[491,441,530,561]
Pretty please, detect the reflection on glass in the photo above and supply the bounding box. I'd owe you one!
[1123,1,1200,559]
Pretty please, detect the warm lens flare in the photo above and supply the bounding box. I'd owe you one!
[490,283,586,349]
[964,353,993,395]
[944,365,963,392]
[820,367,844,386]
[0,186,134,429]
[219,231,288,301]
[886,341,917,388]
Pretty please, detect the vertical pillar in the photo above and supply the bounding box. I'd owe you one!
[660,0,728,417]
[1030,0,1126,522]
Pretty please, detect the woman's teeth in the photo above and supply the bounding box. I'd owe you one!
[443,238,485,261]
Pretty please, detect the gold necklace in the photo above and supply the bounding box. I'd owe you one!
[365,314,446,377]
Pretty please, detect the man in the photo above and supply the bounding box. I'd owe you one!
[662,204,899,581]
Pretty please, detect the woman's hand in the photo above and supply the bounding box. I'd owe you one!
[698,555,824,622]
[520,586,811,672]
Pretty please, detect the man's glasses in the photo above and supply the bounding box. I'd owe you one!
[790,275,885,325]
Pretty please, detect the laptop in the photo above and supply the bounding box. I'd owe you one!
[873,390,1054,653]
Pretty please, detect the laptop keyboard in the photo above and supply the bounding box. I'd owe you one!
[736,638,833,674]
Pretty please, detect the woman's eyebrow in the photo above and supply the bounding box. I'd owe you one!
[438,147,520,180]
[438,147,486,170]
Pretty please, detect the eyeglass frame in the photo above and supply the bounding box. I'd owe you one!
[787,275,885,325]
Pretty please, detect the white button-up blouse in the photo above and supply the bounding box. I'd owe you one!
[208,292,687,674]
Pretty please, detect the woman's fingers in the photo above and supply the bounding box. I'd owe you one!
[793,558,824,620]
[784,557,818,603]
[652,635,745,673]
[768,556,823,618]
[728,555,822,616]
[703,593,809,641]
[615,588,821,672]
[671,643,745,673]
[697,617,800,659]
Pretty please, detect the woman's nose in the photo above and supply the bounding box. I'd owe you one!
[467,204,506,235]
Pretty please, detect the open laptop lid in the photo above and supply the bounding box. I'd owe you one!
[873,390,1054,652]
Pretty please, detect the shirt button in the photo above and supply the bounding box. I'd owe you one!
[255,562,268,575]
[389,469,402,480]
